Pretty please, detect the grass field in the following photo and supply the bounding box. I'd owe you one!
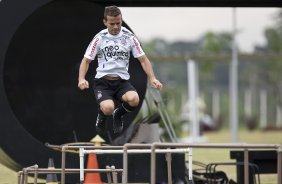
[1,129,281,184]
[191,129,282,184]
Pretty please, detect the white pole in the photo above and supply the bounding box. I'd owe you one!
[212,90,220,119]
[229,8,238,143]
[187,60,200,142]
[276,104,282,128]
[84,148,191,154]
[188,148,193,181]
[259,90,267,128]
[79,148,84,182]
[244,89,252,116]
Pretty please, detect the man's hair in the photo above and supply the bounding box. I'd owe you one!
[104,5,122,20]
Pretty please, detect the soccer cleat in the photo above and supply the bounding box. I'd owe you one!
[112,109,124,133]
[95,114,106,134]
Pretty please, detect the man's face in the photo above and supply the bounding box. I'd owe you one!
[103,15,122,35]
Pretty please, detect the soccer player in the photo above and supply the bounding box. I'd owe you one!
[78,5,162,134]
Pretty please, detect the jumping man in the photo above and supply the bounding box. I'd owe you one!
[78,5,163,134]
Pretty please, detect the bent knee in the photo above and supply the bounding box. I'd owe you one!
[126,94,139,107]
[100,101,115,115]
[101,105,115,115]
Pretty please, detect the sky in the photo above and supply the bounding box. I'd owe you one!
[120,7,280,53]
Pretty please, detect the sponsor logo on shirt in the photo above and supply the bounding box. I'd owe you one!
[89,37,100,58]
[103,45,129,60]
[132,37,142,54]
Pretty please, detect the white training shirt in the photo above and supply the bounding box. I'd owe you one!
[84,26,145,80]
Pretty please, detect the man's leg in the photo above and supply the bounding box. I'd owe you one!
[96,109,107,134]
[113,91,139,133]
[96,99,115,134]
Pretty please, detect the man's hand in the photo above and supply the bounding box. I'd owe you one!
[78,79,89,90]
[151,78,163,90]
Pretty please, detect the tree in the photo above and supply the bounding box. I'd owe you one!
[259,9,282,127]
[201,32,232,53]
[264,27,282,52]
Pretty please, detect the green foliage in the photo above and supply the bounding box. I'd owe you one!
[262,10,282,112]
[266,59,282,84]
[141,40,155,53]
[202,31,232,53]
[264,28,282,52]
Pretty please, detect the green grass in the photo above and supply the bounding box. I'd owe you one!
[192,129,282,184]
[0,164,17,184]
[0,129,281,184]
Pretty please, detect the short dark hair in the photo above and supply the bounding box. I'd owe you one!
[104,5,121,20]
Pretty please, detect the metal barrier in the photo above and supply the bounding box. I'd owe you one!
[17,164,122,184]
[59,144,124,184]
[56,143,282,184]
[148,143,281,184]
[121,143,192,184]
[22,142,281,184]
[54,144,192,184]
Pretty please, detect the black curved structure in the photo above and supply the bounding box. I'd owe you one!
[0,0,147,179]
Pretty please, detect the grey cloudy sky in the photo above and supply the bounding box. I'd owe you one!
[120,7,280,53]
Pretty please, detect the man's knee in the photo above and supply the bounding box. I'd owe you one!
[129,95,139,106]
[123,92,139,106]
[100,100,115,115]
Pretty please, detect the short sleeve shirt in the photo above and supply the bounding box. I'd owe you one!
[84,26,145,80]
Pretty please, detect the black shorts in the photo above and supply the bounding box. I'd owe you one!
[93,78,136,104]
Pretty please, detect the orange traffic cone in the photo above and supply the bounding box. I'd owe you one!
[84,135,105,184]
[84,153,103,184]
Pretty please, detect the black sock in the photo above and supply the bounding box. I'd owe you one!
[114,102,136,117]
[97,108,107,121]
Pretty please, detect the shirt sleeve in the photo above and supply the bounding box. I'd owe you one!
[84,35,101,60]
[130,35,145,58]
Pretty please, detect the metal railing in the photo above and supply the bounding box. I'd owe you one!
[17,164,122,184]
[53,143,192,184]
[146,142,282,184]
[19,142,282,184]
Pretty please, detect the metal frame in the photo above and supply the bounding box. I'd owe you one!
[57,143,282,184]
[20,142,282,184]
[121,143,192,184]
[148,143,281,184]
[52,143,192,184]
[18,165,122,184]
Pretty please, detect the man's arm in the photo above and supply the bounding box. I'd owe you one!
[137,55,163,90]
[78,57,91,90]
